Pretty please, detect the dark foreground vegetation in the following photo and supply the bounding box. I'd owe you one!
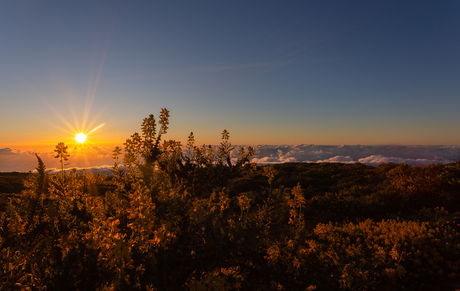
[2,109,460,290]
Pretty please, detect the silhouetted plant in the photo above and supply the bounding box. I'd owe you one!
[34,153,49,196]
[217,129,233,167]
[54,142,70,181]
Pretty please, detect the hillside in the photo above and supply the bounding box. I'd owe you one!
[2,111,460,290]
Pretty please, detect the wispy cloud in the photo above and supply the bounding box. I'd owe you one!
[185,8,353,75]
[186,62,275,73]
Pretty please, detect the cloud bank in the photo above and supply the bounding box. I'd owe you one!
[0,145,115,173]
[2,144,460,173]
[248,144,460,166]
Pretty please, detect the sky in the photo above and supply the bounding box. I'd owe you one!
[1,1,460,171]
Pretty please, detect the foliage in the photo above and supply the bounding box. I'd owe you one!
[54,142,70,180]
[2,109,460,290]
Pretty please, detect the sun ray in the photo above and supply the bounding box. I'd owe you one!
[49,107,79,134]
[87,123,106,134]
[38,15,117,161]
[82,12,116,134]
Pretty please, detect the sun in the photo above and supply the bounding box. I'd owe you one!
[75,133,87,143]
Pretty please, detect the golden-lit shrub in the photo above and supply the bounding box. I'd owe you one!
[3,110,460,290]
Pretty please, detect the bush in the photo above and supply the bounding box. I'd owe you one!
[2,109,460,290]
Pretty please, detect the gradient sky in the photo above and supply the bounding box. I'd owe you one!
[1,0,460,151]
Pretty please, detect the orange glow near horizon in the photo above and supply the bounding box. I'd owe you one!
[64,122,108,169]
[46,103,109,168]
[59,122,105,147]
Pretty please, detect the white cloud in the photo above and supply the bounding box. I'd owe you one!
[0,146,116,172]
[249,146,298,164]
[2,144,459,172]
[251,156,297,165]
[140,144,458,167]
[357,155,440,166]
[244,145,459,166]
[316,155,355,164]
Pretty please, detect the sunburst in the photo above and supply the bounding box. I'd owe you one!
[75,133,87,143]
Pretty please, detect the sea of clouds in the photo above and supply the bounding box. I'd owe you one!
[0,146,114,174]
[1,145,460,173]
[247,144,460,166]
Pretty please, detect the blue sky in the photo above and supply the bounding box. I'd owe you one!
[1,0,459,150]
